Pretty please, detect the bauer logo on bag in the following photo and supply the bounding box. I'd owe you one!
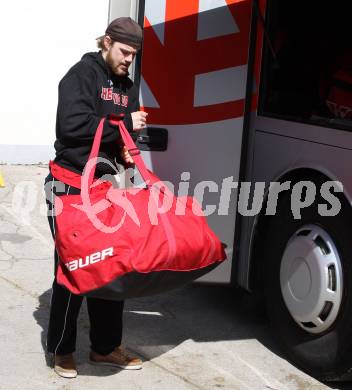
[65,247,114,272]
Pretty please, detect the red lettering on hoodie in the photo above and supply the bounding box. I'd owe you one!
[121,95,128,107]
[112,93,121,105]
[101,87,113,100]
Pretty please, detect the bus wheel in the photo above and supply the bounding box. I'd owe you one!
[263,187,352,380]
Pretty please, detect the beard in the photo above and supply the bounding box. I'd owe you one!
[106,51,129,77]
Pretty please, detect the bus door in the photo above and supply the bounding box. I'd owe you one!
[136,0,253,283]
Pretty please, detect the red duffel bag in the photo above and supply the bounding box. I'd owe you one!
[54,117,227,300]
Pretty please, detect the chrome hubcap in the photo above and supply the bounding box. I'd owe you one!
[280,225,343,334]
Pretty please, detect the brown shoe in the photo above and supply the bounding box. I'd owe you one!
[89,346,142,370]
[53,353,77,378]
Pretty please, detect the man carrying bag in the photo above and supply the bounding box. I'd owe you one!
[44,17,146,378]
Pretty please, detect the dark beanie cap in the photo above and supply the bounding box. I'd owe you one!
[105,17,143,49]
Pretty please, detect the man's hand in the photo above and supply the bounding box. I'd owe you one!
[120,146,135,165]
[131,111,148,131]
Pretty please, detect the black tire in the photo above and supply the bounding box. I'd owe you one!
[263,177,352,381]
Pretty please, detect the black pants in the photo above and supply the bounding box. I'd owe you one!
[44,173,124,356]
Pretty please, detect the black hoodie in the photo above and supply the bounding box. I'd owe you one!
[53,51,140,176]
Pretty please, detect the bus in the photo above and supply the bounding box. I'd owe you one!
[112,0,352,381]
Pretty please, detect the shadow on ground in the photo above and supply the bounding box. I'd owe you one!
[33,283,352,388]
[33,283,276,377]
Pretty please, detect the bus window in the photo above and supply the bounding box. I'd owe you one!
[258,0,352,131]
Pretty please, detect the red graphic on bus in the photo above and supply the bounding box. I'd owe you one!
[141,0,252,125]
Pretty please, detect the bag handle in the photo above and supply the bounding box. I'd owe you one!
[85,116,154,190]
[114,118,153,184]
